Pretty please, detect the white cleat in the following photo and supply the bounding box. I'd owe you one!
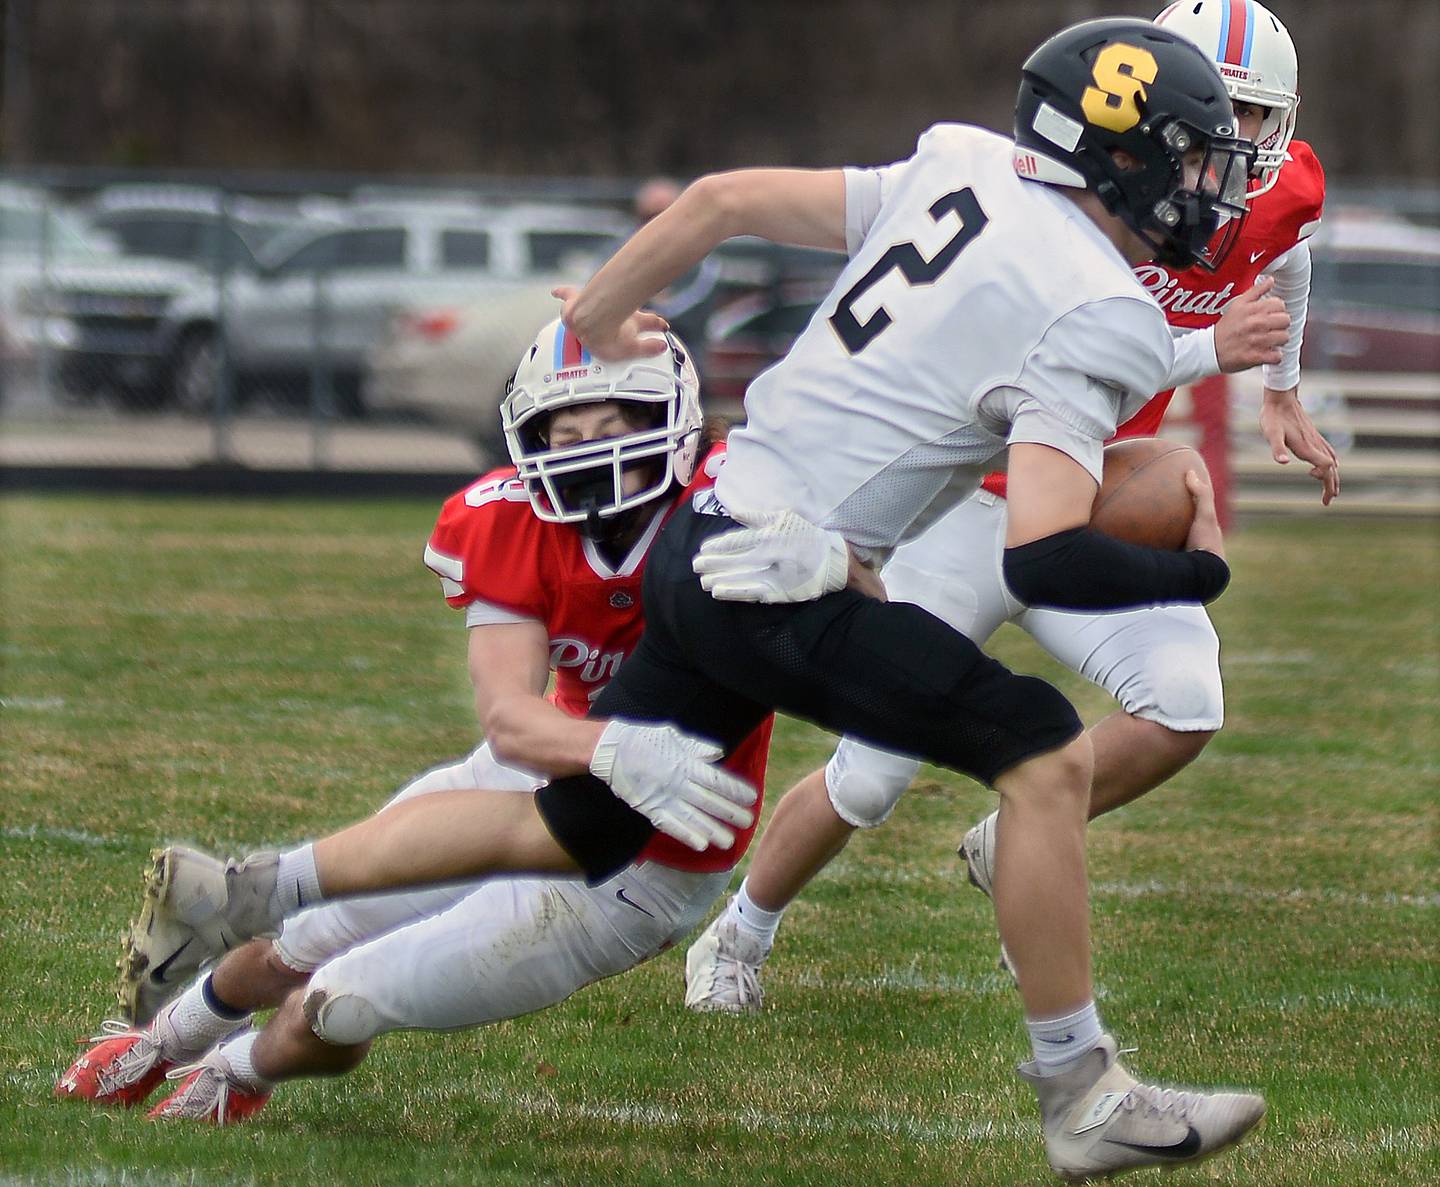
[117,846,281,1025]
[684,911,769,1014]
[1019,1035,1266,1182]
[959,812,998,897]
[957,811,1016,980]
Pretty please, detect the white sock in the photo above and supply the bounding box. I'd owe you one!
[160,974,252,1058]
[215,1029,273,1092]
[730,879,786,947]
[273,844,322,917]
[1026,1002,1104,1076]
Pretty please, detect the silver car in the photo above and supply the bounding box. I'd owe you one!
[156,202,629,416]
[0,183,203,406]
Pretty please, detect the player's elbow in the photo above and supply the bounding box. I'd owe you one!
[480,697,529,768]
[686,171,756,240]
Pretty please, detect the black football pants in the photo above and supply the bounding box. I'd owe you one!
[537,501,1082,881]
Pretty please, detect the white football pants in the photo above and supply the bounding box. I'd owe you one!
[826,490,1223,828]
[275,743,731,1043]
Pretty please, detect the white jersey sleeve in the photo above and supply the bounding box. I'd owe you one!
[465,599,542,629]
[1165,326,1220,390]
[1013,297,1175,442]
[843,163,904,256]
[1260,240,1311,391]
[979,387,1106,483]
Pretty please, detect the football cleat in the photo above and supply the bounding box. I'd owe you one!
[55,1019,179,1107]
[1019,1035,1266,1182]
[683,912,768,1014]
[959,812,998,897]
[958,811,1016,980]
[147,1047,271,1125]
[118,846,281,1025]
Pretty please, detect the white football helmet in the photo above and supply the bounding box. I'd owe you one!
[1155,0,1299,197]
[501,317,703,534]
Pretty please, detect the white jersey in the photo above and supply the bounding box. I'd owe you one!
[715,123,1175,558]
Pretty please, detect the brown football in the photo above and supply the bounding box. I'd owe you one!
[1090,438,1204,550]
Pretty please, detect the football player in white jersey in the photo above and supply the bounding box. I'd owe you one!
[117,18,1270,1179]
[685,0,1335,1010]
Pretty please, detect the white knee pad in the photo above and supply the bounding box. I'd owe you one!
[1121,641,1224,732]
[303,974,384,1047]
[825,740,921,829]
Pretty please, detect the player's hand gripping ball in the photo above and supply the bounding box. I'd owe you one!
[1090,438,1206,550]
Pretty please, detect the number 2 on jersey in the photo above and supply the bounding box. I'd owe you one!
[829,187,988,355]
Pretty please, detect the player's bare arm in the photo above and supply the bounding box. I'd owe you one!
[555,168,847,359]
[1001,443,1097,547]
[467,621,603,776]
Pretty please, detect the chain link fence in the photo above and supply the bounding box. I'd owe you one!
[0,173,655,475]
[1,170,1436,512]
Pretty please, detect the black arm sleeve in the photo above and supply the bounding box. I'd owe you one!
[1003,527,1230,611]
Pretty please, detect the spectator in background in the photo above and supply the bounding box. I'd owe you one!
[633,176,684,224]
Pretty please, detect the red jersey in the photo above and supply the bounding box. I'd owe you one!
[982,141,1325,495]
[424,444,773,874]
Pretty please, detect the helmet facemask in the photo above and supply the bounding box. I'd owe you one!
[501,322,704,540]
[1233,89,1298,198]
[1096,117,1254,271]
[514,392,683,540]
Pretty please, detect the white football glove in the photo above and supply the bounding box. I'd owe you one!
[692,506,849,603]
[588,719,757,852]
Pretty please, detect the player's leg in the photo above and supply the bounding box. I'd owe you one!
[148,861,729,1121]
[643,515,1094,1025]
[638,503,1261,1173]
[744,499,1017,903]
[83,746,530,1108]
[961,602,1222,907]
[685,765,842,1012]
[114,741,553,1074]
[687,494,1017,1010]
[1028,599,1222,816]
[989,736,1093,1015]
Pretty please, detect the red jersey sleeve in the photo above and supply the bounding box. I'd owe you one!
[1272,140,1325,247]
[423,468,552,621]
[686,440,728,495]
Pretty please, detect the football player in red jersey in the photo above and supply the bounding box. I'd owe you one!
[58,320,771,1123]
[683,0,1341,1012]
[1133,0,1334,486]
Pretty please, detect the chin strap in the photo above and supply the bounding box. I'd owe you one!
[583,500,605,540]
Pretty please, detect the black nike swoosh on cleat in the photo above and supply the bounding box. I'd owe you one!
[614,888,655,918]
[148,938,193,985]
[1105,1127,1203,1159]
[1038,1033,1077,1044]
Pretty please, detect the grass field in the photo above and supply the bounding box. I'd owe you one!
[1,493,1436,1186]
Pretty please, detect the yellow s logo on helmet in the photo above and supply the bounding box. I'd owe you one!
[1082,43,1159,132]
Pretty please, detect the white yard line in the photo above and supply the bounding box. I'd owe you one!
[0,825,123,849]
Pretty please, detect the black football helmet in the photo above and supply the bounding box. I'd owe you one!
[1013,18,1254,271]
